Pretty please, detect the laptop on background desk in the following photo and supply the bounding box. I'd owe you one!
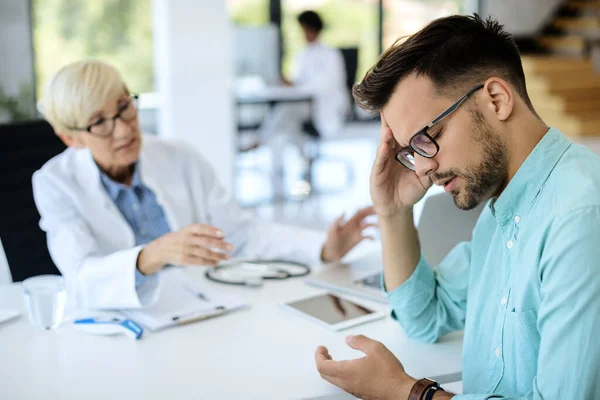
[306,193,485,303]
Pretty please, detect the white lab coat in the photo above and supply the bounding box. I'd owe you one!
[258,41,349,143]
[292,41,349,137]
[32,135,326,310]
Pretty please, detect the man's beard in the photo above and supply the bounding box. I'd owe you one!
[434,109,508,210]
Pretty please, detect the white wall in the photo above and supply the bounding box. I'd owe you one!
[480,0,563,37]
[0,0,36,121]
[151,0,235,192]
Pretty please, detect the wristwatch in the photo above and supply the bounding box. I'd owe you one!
[424,383,444,400]
[408,378,441,400]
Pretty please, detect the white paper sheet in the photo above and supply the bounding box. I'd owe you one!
[122,269,247,331]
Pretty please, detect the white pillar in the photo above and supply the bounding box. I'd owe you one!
[151,0,235,192]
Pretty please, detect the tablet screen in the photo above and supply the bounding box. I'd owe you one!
[285,294,375,325]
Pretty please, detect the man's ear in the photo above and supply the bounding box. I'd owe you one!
[56,132,83,148]
[483,78,514,122]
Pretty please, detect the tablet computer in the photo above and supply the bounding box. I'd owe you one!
[281,293,385,331]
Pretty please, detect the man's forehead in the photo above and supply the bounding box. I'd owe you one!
[382,75,441,145]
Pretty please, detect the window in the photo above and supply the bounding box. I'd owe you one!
[32,0,154,98]
[383,0,464,48]
[281,0,379,83]
[226,0,270,25]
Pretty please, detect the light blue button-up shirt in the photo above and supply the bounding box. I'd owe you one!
[100,163,171,291]
[387,128,600,399]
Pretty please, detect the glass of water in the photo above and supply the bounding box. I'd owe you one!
[22,275,67,330]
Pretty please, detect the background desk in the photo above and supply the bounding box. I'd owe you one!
[0,247,462,400]
[235,85,314,131]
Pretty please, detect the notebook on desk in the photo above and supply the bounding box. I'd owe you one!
[122,268,247,331]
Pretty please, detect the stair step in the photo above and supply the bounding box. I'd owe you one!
[530,96,600,112]
[537,36,587,56]
[528,86,600,101]
[563,3,600,18]
[526,69,600,82]
[565,1,600,12]
[521,55,594,72]
[527,74,600,90]
[554,17,600,29]
[553,17,600,38]
[540,112,600,137]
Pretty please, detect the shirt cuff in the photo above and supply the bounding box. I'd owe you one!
[382,255,436,319]
[135,271,160,307]
[451,395,502,400]
[135,268,151,289]
[310,231,328,266]
[134,249,160,307]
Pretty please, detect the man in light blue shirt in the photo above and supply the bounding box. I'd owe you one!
[314,14,600,399]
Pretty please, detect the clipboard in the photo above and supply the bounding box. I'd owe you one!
[121,269,247,331]
[172,307,228,326]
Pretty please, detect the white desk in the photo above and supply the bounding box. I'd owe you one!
[235,85,314,106]
[0,249,462,400]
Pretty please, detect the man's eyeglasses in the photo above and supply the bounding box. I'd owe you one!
[70,94,139,138]
[395,84,484,171]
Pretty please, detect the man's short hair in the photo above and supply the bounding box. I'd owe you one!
[353,14,535,113]
[297,10,324,33]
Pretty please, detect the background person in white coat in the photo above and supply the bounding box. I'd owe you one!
[255,10,350,194]
[33,60,374,310]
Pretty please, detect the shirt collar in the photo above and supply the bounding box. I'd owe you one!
[490,127,571,223]
[306,40,322,49]
[99,162,143,201]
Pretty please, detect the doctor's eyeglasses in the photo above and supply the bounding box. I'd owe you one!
[69,94,139,138]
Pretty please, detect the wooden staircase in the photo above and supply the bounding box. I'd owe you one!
[523,56,600,137]
[521,1,600,137]
[537,0,600,56]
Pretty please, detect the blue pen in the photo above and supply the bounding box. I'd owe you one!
[73,317,144,340]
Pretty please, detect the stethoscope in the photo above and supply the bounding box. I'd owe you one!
[205,260,310,287]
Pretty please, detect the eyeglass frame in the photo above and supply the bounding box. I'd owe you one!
[395,84,485,171]
[68,94,139,138]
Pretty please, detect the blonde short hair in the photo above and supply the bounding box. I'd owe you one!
[39,59,128,134]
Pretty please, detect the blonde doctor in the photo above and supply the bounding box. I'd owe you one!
[33,60,375,310]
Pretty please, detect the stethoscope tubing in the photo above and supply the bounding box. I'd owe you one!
[205,260,310,286]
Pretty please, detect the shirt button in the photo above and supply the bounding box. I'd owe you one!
[507,240,514,249]
[514,215,520,223]
[501,297,508,305]
[495,348,502,358]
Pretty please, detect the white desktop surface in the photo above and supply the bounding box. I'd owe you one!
[235,84,314,104]
[0,247,462,400]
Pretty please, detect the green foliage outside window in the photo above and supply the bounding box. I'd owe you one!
[32,0,154,98]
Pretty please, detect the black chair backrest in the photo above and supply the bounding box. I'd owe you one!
[339,47,359,119]
[302,47,360,136]
[0,119,65,282]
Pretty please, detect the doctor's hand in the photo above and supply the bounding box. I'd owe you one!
[370,113,431,218]
[315,335,417,400]
[321,206,376,263]
[137,224,234,275]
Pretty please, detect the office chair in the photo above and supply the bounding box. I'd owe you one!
[417,191,486,266]
[300,47,360,194]
[0,120,64,282]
